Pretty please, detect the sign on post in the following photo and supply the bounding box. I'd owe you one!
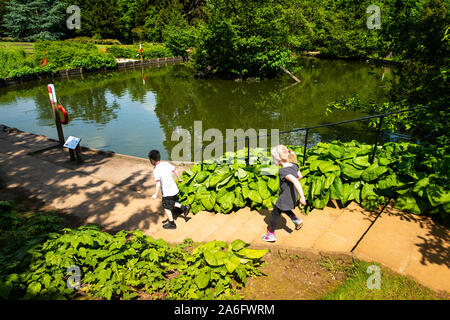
[64,136,82,163]
[63,136,81,150]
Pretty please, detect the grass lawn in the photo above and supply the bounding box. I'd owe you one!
[240,251,448,300]
[0,42,34,54]
[321,259,448,300]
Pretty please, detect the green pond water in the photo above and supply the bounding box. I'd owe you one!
[0,58,392,160]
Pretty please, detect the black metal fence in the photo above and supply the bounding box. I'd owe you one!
[199,105,431,170]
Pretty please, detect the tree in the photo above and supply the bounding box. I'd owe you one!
[192,0,292,79]
[328,0,450,147]
[60,0,123,40]
[2,0,66,41]
[0,0,8,36]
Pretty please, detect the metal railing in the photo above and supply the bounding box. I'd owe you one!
[199,105,432,170]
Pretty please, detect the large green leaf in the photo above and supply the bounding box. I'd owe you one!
[234,187,247,207]
[248,190,262,203]
[195,267,211,289]
[394,192,422,214]
[257,179,272,200]
[195,171,210,183]
[426,184,450,207]
[236,248,268,259]
[361,162,389,182]
[313,190,330,209]
[352,156,371,168]
[267,178,279,193]
[376,174,399,191]
[324,173,336,190]
[217,192,235,213]
[310,160,334,172]
[235,168,248,181]
[342,183,356,204]
[330,176,344,200]
[204,249,226,266]
[199,192,216,211]
[231,239,247,251]
[340,162,364,180]
[224,256,241,273]
[328,144,345,159]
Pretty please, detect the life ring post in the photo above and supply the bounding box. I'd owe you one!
[48,84,65,146]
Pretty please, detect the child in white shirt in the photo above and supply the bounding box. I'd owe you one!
[149,150,189,229]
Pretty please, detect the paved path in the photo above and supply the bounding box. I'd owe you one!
[0,125,448,293]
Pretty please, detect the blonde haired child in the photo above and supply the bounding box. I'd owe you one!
[262,145,307,242]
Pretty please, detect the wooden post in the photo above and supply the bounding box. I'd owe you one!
[302,129,309,167]
[75,144,83,163]
[48,84,65,146]
[371,116,384,164]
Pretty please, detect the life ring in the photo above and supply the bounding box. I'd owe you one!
[57,105,69,124]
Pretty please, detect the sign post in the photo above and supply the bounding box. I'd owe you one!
[48,84,65,146]
[64,136,82,163]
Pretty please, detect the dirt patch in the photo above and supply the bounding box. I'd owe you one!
[240,248,353,300]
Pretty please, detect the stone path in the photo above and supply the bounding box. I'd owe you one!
[0,125,448,293]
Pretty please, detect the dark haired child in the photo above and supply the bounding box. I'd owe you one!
[148,150,189,229]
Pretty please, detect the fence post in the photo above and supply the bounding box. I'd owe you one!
[302,129,309,166]
[246,137,250,166]
[371,116,384,164]
[200,143,204,171]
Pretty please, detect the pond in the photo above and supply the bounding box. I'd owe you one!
[0,58,390,161]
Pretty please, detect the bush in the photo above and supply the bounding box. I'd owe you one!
[107,45,135,59]
[0,47,36,79]
[141,44,172,59]
[0,202,267,300]
[163,25,194,59]
[66,37,122,45]
[34,41,116,70]
[71,52,117,70]
[107,44,172,59]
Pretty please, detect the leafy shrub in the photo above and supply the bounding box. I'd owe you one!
[141,44,172,59]
[107,45,136,59]
[0,47,36,79]
[163,25,194,59]
[177,141,449,226]
[66,37,122,45]
[107,44,172,59]
[34,41,99,69]
[0,202,267,300]
[7,65,53,79]
[71,52,117,71]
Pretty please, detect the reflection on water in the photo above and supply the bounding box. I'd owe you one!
[0,58,390,160]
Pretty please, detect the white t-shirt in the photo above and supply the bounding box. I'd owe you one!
[153,161,179,197]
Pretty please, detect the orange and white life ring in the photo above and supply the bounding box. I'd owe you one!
[57,105,69,125]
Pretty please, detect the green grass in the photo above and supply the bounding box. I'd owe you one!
[321,260,448,300]
[0,42,34,54]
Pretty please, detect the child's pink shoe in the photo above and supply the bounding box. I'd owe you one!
[262,231,276,242]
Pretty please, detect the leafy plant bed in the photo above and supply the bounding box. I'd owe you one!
[0,187,446,300]
[0,198,267,300]
[177,141,449,226]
